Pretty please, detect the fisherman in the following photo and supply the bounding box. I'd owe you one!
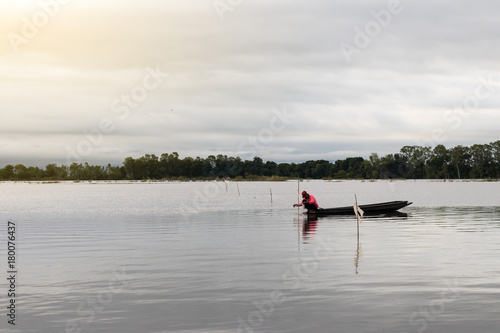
[293,191,319,212]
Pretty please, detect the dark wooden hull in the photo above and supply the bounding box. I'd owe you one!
[306,200,412,216]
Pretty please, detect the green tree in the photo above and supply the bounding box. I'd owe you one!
[141,154,160,179]
[311,160,331,179]
[490,140,500,178]
[69,163,84,180]
[346,157,364,178]
[449,145,471,179]
[470,144,493,178]
[263,161,278,177]
[14,164,29,180]
[191,157,205,178]
[123,157,139,179]
[276,163,294,178]
[44,163,68,180]
[227,156,243,178]
[250,156,264,176]
[0,165,15,180]
[427,145,450,179]
[203,155,216,177]
[360,160,373,179]
[106,164,124,180]
[400,145,431,178]
[334,170,348,179]
[368,153,381,178]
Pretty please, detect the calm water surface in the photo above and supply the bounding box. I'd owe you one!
[0,180,499,333]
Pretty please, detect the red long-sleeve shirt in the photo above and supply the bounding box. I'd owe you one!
[296,194,319,208]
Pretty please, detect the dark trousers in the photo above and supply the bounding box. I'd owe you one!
[303,202,318,211]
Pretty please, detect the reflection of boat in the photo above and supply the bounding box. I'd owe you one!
[306,200,412,216]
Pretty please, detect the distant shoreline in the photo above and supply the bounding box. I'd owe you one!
[1,178,498,184]
[2,142,499,181]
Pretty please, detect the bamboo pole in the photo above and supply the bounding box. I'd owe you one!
[354,194,360,243]
[297,175,300,206]
[297,175,301,258]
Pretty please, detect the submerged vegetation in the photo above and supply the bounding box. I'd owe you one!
[1,142,499,181]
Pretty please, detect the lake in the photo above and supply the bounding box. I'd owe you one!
[1,180,499,333]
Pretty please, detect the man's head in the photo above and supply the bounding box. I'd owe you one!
[301,191,309,198]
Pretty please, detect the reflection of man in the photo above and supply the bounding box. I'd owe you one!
[293,191,319,212]
[303,218,318,243]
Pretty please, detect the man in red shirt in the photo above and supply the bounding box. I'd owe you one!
[293,191,319,212]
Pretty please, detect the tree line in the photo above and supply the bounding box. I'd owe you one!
[1,141,499,181]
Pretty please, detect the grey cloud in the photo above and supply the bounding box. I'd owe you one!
[1,0,499,166]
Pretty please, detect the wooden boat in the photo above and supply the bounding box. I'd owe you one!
[306,200,412,216]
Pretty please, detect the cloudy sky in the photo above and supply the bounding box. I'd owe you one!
[1,0,499,167]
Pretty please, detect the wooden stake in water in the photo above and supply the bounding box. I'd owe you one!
[270,188,273,203]
[353,194,364,243]
[353,194,364,275]
[237,182,240,196]
[297,175,300,207]
[296,176,301,260]
[354,240,361,275]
